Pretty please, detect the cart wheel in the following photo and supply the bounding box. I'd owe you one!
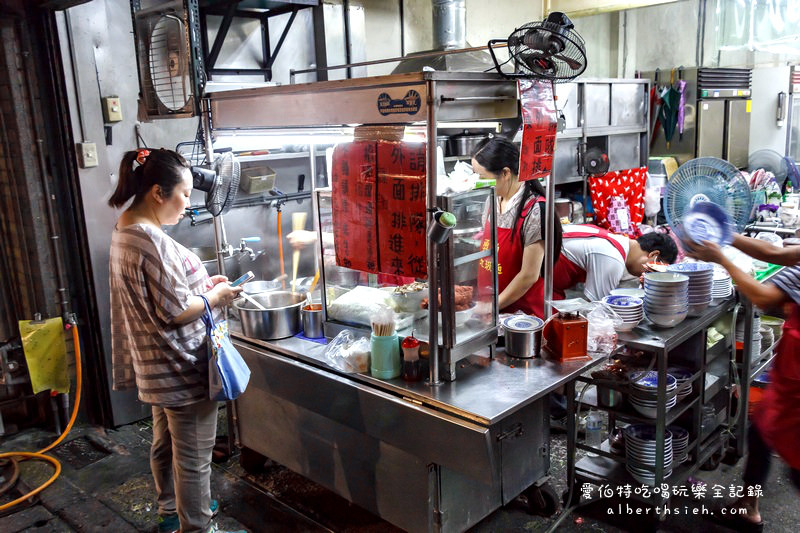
[721,448,741,466]
[239,446,268,474]
[562,487,581,508]
[700,448,723,471]
[523,483,560,517]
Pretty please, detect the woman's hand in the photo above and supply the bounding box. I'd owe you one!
[287,230,317,250]
[683,239,725,264]
[207,282,243,307]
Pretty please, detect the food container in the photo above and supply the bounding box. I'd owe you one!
[301,303,324,339]
[502,315,544,359]
[447,133,487,157]
[436,135,450,155]
[240,165,276,194]
[234,291,305,339]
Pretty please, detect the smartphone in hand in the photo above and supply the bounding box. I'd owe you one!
[230,271,255,287]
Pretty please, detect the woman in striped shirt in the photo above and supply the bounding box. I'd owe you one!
[108,149,243,533]
[685,234,800,533]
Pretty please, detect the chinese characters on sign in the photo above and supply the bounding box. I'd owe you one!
[518,79,558,182]
[331,140,428,278]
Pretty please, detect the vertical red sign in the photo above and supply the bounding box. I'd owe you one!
[518,79,558,182]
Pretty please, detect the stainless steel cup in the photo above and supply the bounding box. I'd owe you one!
[302,305,324,339]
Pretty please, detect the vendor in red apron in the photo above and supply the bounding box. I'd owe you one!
[685,235,800,533]
[472,136,562,319]
[556,225,678,302]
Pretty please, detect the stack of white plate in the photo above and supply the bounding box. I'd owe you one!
[643,272,689,328]
[667,366,693,400]
[628,370,678,418]
[602,295,644,332]
[666,262,713,317]
[711,268,733,305]
[624,424,673,486]
[667,425,690,464]
[760,326,775,354]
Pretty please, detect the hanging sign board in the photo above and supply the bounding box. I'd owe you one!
[518,79,558,182]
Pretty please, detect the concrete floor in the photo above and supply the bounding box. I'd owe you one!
[1,408,798,532]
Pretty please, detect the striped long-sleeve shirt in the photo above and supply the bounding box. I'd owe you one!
[109,223,220,407]
[771,264,800,306]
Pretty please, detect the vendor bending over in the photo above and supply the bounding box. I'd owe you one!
[555,225,679,302]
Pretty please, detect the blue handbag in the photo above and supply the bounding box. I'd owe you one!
[199,295,250,401]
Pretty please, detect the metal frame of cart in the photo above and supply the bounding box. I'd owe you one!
[206,71,606,532]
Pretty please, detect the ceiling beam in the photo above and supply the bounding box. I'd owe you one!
[549,0,680,17]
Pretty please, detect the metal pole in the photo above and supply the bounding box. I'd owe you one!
[427,81,441,385]
[201,99,228,280]
[543,82,557,319]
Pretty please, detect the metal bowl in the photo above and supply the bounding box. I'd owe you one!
[234,291,306,339]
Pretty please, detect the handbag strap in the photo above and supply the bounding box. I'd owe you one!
[198,295,215,330]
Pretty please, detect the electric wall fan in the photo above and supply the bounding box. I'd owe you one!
[748,148,800,192]
[583,147,610,176]
[664,157,753,238]
[488,12,587,81]
[132,1,205,118]
[192,152,240,216]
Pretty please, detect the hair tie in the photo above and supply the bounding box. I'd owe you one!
[136,148,150,165]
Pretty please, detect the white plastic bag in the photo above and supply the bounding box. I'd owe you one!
[585,303,622,354]
[324,330,370,373]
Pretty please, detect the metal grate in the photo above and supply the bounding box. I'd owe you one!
[52,436,111,470]
[697,68,752,91]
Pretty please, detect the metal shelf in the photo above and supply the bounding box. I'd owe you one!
[749,344,779,383]
[581,394,699,427]
[236,150,327,163]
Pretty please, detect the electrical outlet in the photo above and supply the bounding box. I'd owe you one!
[102,96,123,123]
[77,142,98,168]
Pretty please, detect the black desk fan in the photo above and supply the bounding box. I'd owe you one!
[192,151,241,216]
[488,12,587,81]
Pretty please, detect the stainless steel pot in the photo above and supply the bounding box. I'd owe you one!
[436,135,450,155]
[234,291,306,339]
[502,315,544,359]
[447,133,488,157]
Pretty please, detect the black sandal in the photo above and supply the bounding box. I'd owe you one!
[710,507,764,533]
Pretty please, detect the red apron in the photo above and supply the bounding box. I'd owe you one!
[754,302,800,470]
[551,225,628,302]
[478,196,550,317]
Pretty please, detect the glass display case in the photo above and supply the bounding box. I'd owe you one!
[316,186,499,381]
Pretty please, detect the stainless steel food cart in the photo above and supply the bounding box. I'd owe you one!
[205,71,605,531]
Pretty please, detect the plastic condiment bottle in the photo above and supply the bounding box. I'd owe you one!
[401,335,422,382]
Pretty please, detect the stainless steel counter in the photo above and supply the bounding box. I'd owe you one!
[232,331,605,426]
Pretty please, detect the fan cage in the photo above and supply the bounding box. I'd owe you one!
[134,4,196,117]
[507,21,587,82]
[664,157,753,237]
[748,149,789,181]
[205,153,241,217]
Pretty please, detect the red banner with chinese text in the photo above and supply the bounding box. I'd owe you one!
[518,79,558,182]
[331,141,379,273]
[376,140,427,279]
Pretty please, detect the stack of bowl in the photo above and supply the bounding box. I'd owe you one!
[602,295,644,332]
[736,314,762,363]
[667,425,690,464]
[628,370,678,418]
[711,267,733,305]
[643,272,690,327]
[610,288,646,299]
[667,366,694,400]
[624,424,673,485]
[666,262,713,317]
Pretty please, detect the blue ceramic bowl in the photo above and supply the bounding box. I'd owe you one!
[603,295,644,308]
[629,370,678,389]
[682,201,734,246]
[667,262,715,274]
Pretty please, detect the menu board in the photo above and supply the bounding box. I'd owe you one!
[331,141,379,273]
[331,140,428,278]
[376,140,427,279]
[518,79,558,182]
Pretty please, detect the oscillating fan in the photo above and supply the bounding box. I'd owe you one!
[748,148,800,191]
[191,152,241,216]
[664,157,753,238]
[583,147,610,175]
[488,12,587,81]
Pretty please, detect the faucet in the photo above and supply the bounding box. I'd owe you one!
[238,237,261,260]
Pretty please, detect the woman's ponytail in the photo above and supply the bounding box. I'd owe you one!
[108,151,140,208]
